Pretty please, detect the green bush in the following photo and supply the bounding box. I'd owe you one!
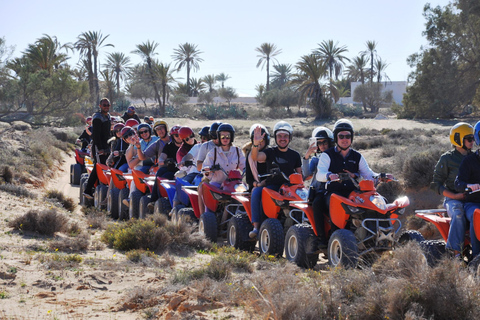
[199,104,248,120]
[334,103,363,117]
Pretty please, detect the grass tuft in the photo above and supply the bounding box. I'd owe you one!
[45,189,76,212]
[8,208,69,236]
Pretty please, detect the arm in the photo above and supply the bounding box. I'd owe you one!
[316,153,332,183]
[251,126,267,162]
[430,155,448,195]
[126,145,141,169]
[358,155,377,180]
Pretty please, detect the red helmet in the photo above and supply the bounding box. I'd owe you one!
[179,127,194,140]
[86,116,92,123]
[120,126,136,139]
[170,125,181,136]
[113,123,125,133]
[125,119,140,129]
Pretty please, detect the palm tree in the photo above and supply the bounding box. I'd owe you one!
[24,35,71,74]
[255,43,282,91]
[202,74,217,93]
[172,43,203,97]
[270,63,292,89]
[189,78,206,97]
[215,73,230,88]
[105,52,131,95]
[154,62,176,111]
[100,68,116,104]
[362,40,377,84]
[290,54,330,119]
[314,40,350,84]
[132,41,163,115]
[375,57,390,83]
[345,55,369,84]
[75,31,113,104]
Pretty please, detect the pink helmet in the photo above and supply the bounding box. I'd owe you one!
[125,119,140,129]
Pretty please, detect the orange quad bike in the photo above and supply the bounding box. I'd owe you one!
[286,173,410,269]
[199,165,247,243]
[70,147,89,185]
[259,171,309,256]
[129,169,156,219]
[79,157,95,207]
[108,168,133,220]
[228,191,257,252]
[93,163,111,210]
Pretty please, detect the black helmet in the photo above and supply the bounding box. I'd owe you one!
[216,123,235,143]
[249,123,270,146]
[199,126,210,138]
[209,122,222,140]
[333,119,354,143]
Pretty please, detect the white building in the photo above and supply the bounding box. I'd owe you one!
[337,81,407,105]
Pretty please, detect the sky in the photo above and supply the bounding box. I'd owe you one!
[1,0,452,97]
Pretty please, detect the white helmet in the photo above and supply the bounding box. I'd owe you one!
[273,121,293,137]
[312,126,334,140]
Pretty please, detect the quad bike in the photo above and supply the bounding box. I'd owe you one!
[129,169,157,219]
[169,173,204,225]
[70,140,89,185]
[108,168,133,220]
[199,165,247,243]
[285,173,409,269]
[79,159,95,207]
[228,191,257,252]
[93,163,112,210]
[258,170,309,256]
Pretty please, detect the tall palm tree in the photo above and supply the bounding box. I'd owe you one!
[290,54,330,119]
[270,63,292,89]
[362,40,377,84]
[132,41,163,115]
[345,55,369,84]
[75,31,113,104]
[154,61,176,112]
[189,78,206,97]
[314,40,350,84]
[215,73,230,88]
[375,57,390,83]
[24,35,71,74]
[172,43,203,97]
[105,52,131,95]
[202,74,217,93]
[255,43,282,91]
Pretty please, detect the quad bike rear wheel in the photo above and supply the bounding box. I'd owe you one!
[228,215,255,252]
[159,197,172,215]
[199,211,217,242]
[71,163,82,185]
[94,185,108,210]
[285,224,319,269]
[420,240,446,267]
[108,187,120,219]
[468,254,480,274]
[178,207,197,225]
[129,190,143,219]
[259,218,284,256]
[139,195,151,219]
[398,230,425,245]
[170,205,186,224]
[118,188,130,221]
[328,229,359,269]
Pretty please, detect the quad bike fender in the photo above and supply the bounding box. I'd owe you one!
[474,208,480,242]
[183,187,200,218]
[110,168,128,190]
[262,188,282,219]
[160,181,177,207]
[415,210,450,242]
[176,177,193,207]
[232,193,252,222]
[289,202,324,236]
[132,169,155,194]
[202,183,220,213]
[96,163,111,186]
[75,149,88,166]
[329,193,350,229]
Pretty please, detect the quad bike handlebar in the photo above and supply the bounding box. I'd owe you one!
[465,187,480,194]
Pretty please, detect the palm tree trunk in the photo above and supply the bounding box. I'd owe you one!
[93,52,99,104]
[161,82,167,116]
[187,62,191,97]
[147,59,163,116]
[266,58,270,91]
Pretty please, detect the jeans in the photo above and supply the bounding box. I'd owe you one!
[251,184,280,224]
[444,197,466,251]
[150,167,175,203]
[464,202,480,257]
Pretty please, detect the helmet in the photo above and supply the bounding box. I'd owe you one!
[249,123,270,146]
[149,116,154,122]
[450,122,474,148]
[273,121,293,137]
[125,119,140,129]
[474,121,480,145]
[179,126,194,140]
[170,125,181,136]
[137,123,152,136]
[209,122,222,140]
[199,126,210,137]
[144,116,149,121]
[333,119,354,143]
[86,116,93,123]
[312,127,334,140]
[113,123,125,133]
[120,126,135,139]
[153,120,168,135]
[217,123,236,143]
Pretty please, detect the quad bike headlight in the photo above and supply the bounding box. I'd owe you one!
[295,188,309,201]
[347,205,363,214]
[234,183,247,193]
[370,195,387,210]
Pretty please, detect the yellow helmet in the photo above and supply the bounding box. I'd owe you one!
[450,122,474,148]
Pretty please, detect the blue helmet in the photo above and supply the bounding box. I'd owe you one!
[474,121,480,145]
[137,123,152,136]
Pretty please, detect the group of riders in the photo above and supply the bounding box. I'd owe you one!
[78,97,480,258]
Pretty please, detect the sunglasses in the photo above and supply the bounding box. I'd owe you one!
[185,135,195,142]
[317,140,329,145]
[465,136,475,142]
[101,104,110,107]
[338,134,352,140]
[138,130,149,135]
[220,135,231,139]
[172,134,179,137]
[124,131,135,139]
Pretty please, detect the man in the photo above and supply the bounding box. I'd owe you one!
[83,98,112,199]
[121,106,141,123]
[314,119,380,248]
[431,122,474,257]
[249,121,302,238]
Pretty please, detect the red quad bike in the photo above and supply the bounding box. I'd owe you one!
[79,159,95,207]
[228,191,258,252]
[93,163,112,211]
[70,147,89,185]
[199,165,247,243]
[258,171,309,256]
[286,173,410,269]
[128,169,156,219]
[108,168,133,220]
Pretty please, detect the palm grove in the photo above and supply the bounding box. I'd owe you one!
[0,0,478,124]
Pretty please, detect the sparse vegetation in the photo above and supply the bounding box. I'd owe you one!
[8,208,69,236]
[0,183,37,198]
[45,189,76,212]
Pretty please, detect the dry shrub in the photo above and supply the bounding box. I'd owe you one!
[403,149,443,189]
[36,253,83,269]
[8,208,68,236]
[1,166,14,183]
[354,136,384,150]
[126,249,158,265]
[82,206,109,229]
[0,183,36,199]
[45,189,76,212]
[49,232,90,252]
[376,180,405,203]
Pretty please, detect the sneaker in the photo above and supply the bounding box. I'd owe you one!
[147,201,155,211]
[249,229,259,239]
[83,193,93,200]
[122,198,130,207]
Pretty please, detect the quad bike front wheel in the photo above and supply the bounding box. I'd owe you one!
[199,211,217,243]
[129,190,143,219]
[228,215,255,252]
[398,230,425,245]
[94,185,108,210]
[118,188,130,221]
[107,187,120,219]
[71,163,82,185]
[139,194,152,219]
[420,240,446,267]
[285,224,319,269]
[178,207,197,225]
[259,218,284,256]
[328,229,359,269]
[170,205,186,224]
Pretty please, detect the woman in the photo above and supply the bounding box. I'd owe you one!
[135,123,158,174]
[303,126,334,189]
[106,123,129,172]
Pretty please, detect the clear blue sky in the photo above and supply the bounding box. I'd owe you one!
[1,0,451,97]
